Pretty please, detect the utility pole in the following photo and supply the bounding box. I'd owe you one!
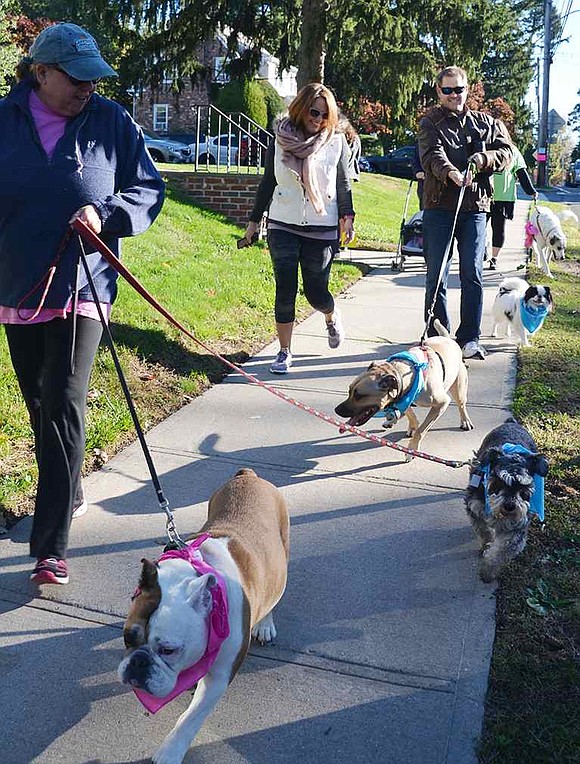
[537,0,552,187]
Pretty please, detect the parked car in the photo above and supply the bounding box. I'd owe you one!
[239,128,272,166]
[142,128,192,163]
[364,145,416,179]
[565,159,580,187]
[191,133,242,165]
[358,156,372,173]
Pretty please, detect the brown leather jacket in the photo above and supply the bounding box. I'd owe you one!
[418,106,513,212]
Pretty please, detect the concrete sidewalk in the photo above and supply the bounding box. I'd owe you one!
[1,202,532,764]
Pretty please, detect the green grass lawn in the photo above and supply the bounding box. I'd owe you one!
[352,173,420,250]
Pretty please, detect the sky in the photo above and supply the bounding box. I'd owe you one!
[531,1,580,122]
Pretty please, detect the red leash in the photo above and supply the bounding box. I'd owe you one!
[71,219,469,469]
[16,229,73,320]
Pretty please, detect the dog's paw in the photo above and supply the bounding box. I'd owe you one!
[478,557,499,584]
[252,612,277,645]
[460,418,474,431]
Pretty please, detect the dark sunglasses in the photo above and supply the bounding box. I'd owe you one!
[440,86,466,95]
[309,107,329,120]
[52,66,101,87]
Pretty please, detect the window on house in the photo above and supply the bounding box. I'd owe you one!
[213,57,229,83]
[153,104,169,134]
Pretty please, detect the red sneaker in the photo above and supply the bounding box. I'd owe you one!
[30,558,69,585]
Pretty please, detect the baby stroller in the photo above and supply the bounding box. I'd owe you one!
[390,180,425,271]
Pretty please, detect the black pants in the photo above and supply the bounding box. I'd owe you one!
[489,201,515,249]
[267,228,337,323]
[5,315,103,560]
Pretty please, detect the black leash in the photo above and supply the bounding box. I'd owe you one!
[76,232,186,548]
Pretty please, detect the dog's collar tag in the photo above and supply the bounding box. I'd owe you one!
[382,350,429,418]
[469,473,482,488]
[132,533,230,714]
[519,299,548,334]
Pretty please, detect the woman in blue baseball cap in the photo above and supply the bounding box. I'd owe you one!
[0,23,165,586]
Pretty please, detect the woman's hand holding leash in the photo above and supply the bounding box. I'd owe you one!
[69,204,102,235]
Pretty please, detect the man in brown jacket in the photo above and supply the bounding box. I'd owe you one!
[418,66,512,359]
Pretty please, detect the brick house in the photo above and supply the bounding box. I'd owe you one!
[133,33,297,136]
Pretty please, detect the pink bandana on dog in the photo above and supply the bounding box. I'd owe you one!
[524,220,539,249]
[133,533,230,713]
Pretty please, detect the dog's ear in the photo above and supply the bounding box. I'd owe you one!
[478,446,503,468]
[186,573,217,614]
[123,559,162,649]
[549,235,557,247]
[378,373,399,392]
[530,454,549,477]
[367,361,382,371]
[139,558,159,591]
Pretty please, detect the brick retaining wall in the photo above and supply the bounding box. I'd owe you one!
[163,171,262,227]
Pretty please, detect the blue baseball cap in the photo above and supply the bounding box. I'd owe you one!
[30,23,117,80]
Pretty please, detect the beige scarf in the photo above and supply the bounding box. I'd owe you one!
[275,117,334,214]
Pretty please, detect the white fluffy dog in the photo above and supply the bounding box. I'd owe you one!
[527,205,568,278]
[491,277,553,346]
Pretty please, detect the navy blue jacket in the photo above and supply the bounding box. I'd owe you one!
[0,79,165,309]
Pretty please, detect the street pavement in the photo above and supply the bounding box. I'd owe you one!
[1,201,533,764]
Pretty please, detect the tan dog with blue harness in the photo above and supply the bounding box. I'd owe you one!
[335,320,473,459]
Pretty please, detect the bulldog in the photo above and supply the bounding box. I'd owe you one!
[118,468,289,764]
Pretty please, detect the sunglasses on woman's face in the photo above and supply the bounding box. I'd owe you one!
[52,66,101,87]
[439,86,466,95]
[309,107,329,120]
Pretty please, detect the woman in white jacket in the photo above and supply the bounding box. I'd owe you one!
[244,83,355,374]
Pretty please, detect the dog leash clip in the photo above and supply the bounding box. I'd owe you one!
[160,498,187,549]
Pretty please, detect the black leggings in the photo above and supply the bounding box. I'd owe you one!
[5,315,103,559]
[489,201,515,249]
[267,228,337,323]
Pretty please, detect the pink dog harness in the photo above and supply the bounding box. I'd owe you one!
[133,533,230,714]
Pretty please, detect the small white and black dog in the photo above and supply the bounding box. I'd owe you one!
[491,277,553,346]
[527,205,569,278]
[465,418,548,583]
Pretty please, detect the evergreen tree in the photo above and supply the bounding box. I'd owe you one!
[0,2,22,96]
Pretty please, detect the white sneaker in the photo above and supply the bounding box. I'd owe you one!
[270,348,292,374]
[462,341,487,360]
[326,310,345,349]
[72,498,88,520]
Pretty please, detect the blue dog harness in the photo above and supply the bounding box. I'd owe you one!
[378,349,430,419]
[520,298,549,334]
[476,443,545,521]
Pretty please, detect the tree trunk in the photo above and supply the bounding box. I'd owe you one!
[297,0,327,89]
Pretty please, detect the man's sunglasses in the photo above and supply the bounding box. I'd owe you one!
[309,107,329,120]
[52,66,101,87]
[440,86,466,95]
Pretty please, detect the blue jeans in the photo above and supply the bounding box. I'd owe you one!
[423,209,487,345]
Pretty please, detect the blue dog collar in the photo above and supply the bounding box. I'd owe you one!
[379,350,429,418]
[480,443,545,521]
[520,298,548,334]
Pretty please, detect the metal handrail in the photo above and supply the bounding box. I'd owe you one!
[190,104,272,174]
